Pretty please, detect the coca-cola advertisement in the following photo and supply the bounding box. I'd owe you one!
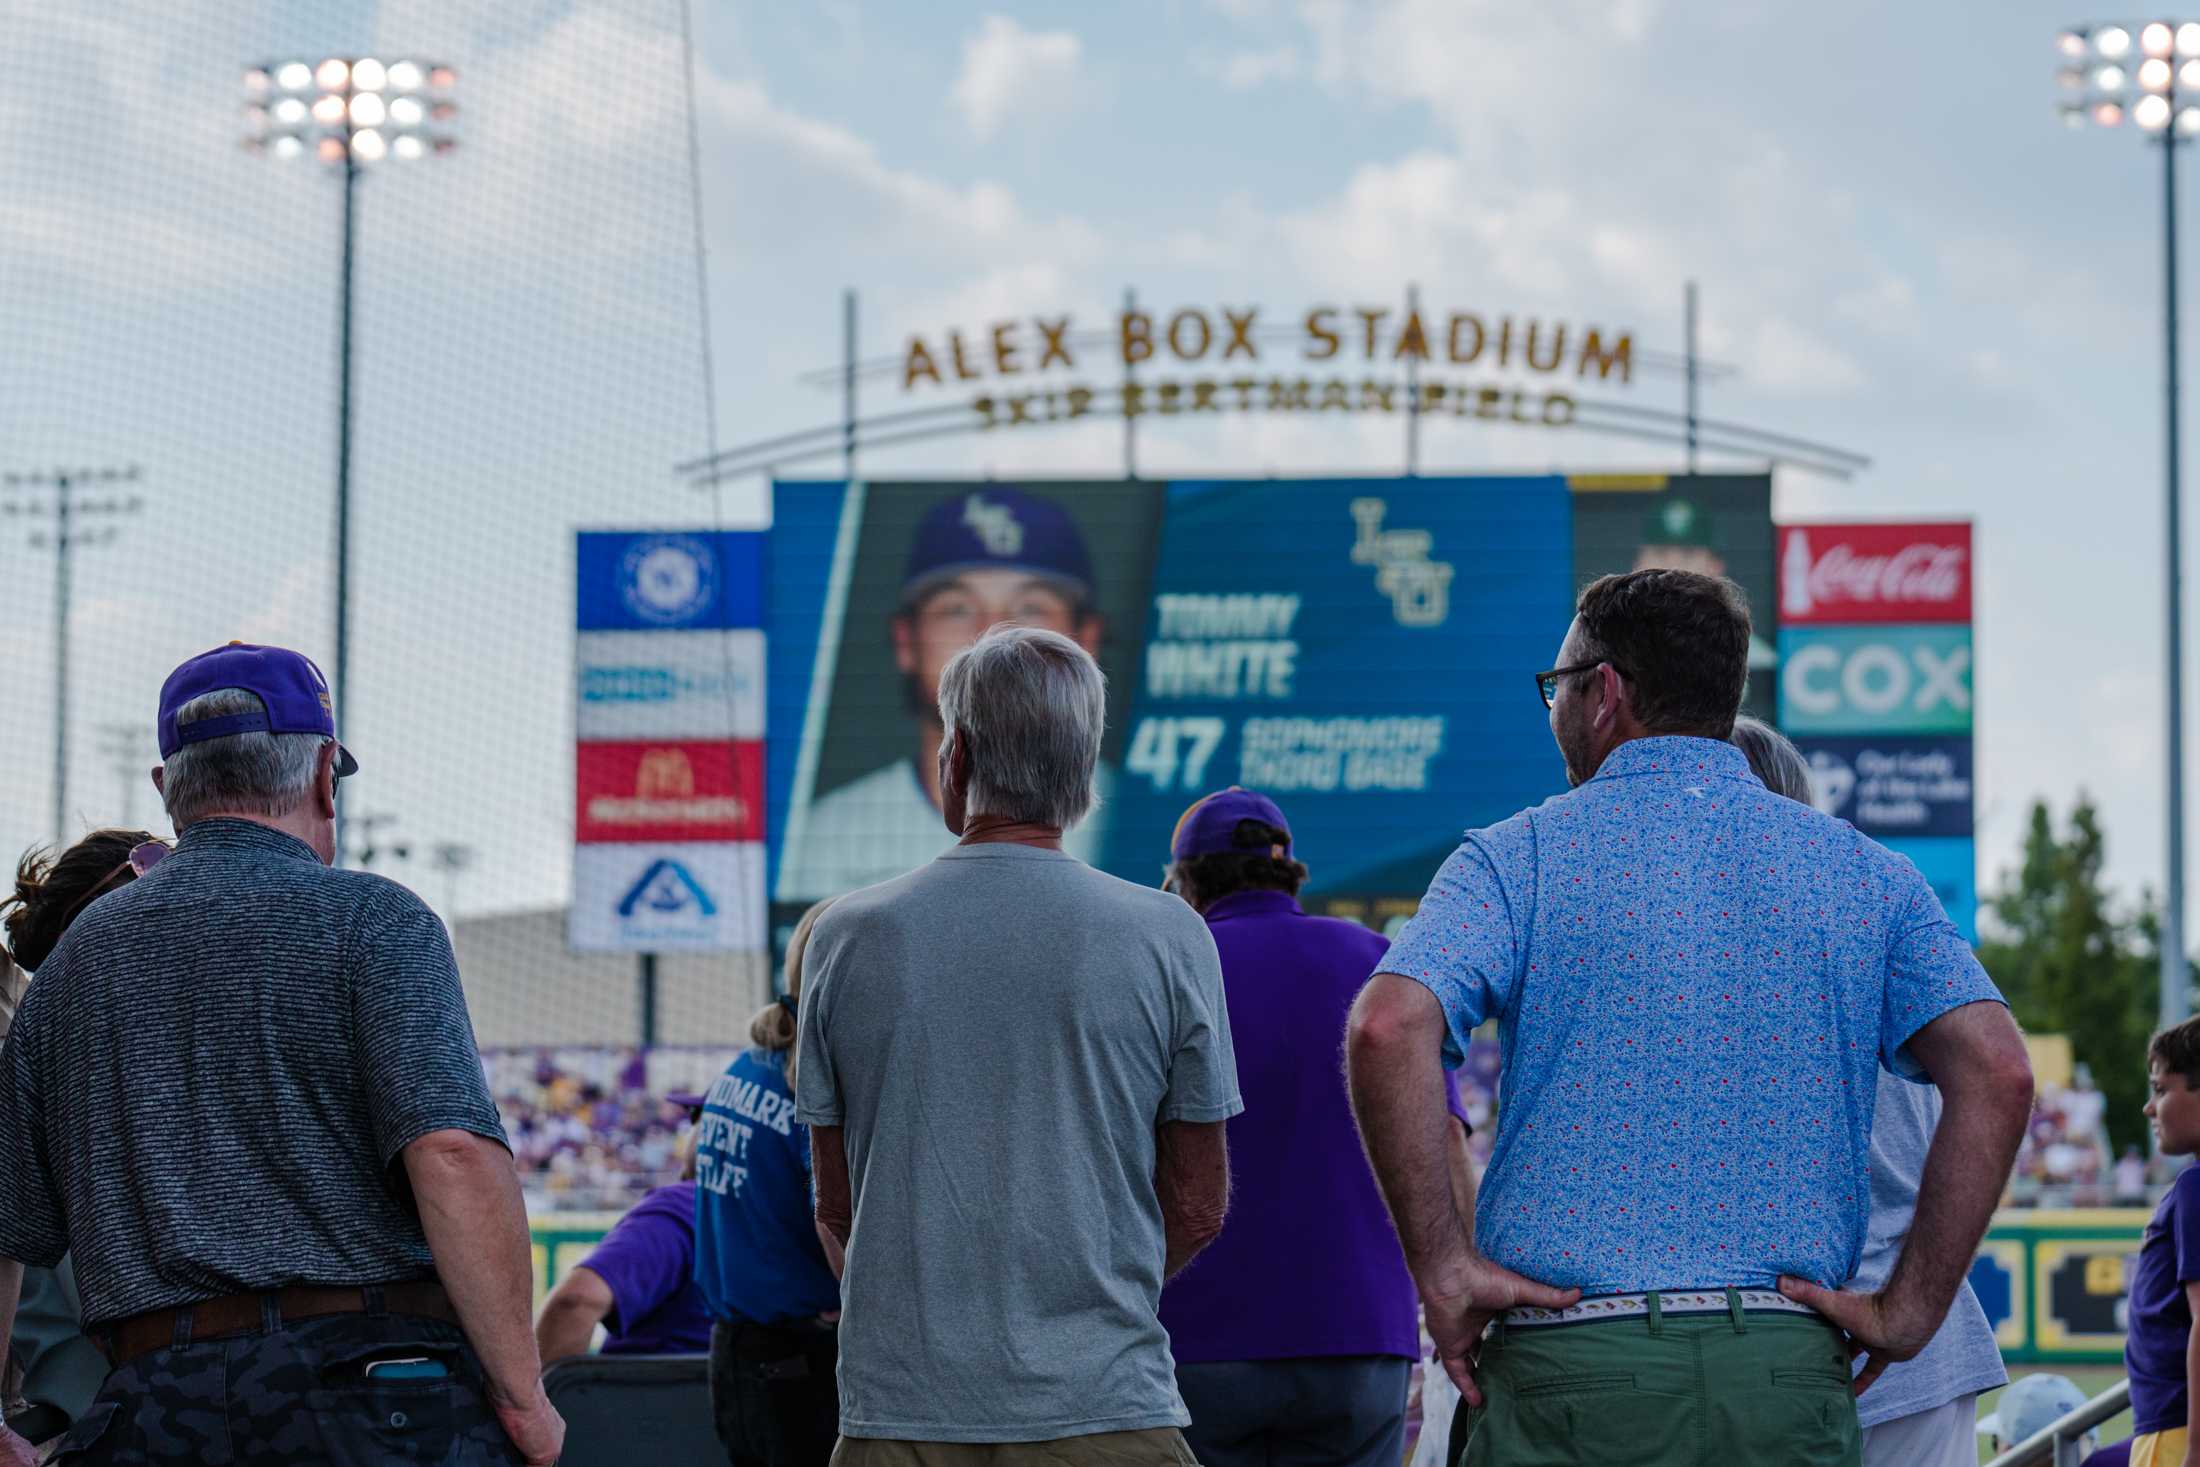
[1778,522,1971,625]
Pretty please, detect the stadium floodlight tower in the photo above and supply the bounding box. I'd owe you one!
[241,56,456,866]
[2059,20,2200,1025]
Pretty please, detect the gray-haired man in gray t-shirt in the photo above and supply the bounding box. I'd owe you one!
[800,624,1241,1464]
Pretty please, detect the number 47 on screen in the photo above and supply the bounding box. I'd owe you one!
[1126,717,1226,792]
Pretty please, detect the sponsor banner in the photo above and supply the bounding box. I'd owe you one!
[1777,625,1973,735]
[1880,835,1978,944]
[576,740,764,845]
[1795,734,1973,839]
[577,530,765,632]
[576,629,764,741]
[1778,522,1971,625]
[569,842,766,952]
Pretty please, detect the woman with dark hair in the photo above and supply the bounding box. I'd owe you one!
[0,827,163,1453]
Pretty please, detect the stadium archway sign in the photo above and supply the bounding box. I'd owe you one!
[900,303,1633,433]
[673,292,1871,485]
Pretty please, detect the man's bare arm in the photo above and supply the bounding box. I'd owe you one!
[1446,1116,1479,1234]
[403,1129,564,1467]
[1348,974,1576,1406]
[532,1264,614,1365]
[1156,1120,1229,1280]
[812,1125,853,1249]
[1780,999,2032,1392]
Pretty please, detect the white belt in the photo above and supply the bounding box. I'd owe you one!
[1501,1288,1821,1328]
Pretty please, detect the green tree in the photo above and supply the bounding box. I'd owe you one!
[1975,797,2160,1152]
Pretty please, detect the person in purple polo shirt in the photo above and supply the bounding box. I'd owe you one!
[1158,788,1474,1467]
[534,1104,714,1364]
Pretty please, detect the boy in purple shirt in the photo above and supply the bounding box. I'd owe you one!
[1158,789,1473,1467]
[2124,1017,2200,1467]
[535,1134,714,1363]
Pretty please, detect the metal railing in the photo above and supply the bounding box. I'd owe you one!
[1983,1377,2130,1467]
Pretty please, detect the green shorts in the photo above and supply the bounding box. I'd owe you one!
[1456,1294,1862,1467]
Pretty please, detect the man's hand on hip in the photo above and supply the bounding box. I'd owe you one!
[1422,1255,1581,1410]
[1775,1275,1936,1396]
[491,1381,565,1467]
[0,1425,38,1467]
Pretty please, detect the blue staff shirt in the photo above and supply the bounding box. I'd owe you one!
[693,1048,840,1326]
[1380,736,2004,1296]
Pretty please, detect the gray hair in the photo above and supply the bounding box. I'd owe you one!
[1730,715,1813,804]
[159,688,327,826]
[937,624,1106,830]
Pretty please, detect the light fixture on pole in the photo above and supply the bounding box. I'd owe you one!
[3,466,145,844]
[242,55,457,866]
[2058,20,2200,1026]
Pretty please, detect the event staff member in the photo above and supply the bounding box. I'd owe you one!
[800,624,1237,1462]
[1159,788,1473,1467]
[695,897,843,1467]
[1729,718,2006,1467]
[1347,570,2033,1467]
[0,643,560,1467]
[775,487,1110,900]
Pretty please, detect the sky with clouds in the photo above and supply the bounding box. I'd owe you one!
[0,0,2182,934]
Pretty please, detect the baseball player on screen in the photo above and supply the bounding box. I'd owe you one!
[776,488,1111,900]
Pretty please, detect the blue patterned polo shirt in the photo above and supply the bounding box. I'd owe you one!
[1380,735,2003,1296]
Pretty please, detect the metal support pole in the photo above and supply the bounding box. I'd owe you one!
[2166,130,2190,1027]
[843,289,858,479]
[638,951,659,1047]
[1405,283,1421,475]
[52,471,72,844]
[334,154,358,869]
[1685,281,1700,472]
[1122,286,1138,479]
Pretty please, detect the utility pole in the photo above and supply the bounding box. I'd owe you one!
[2,466,144,843]
[98,723,153,830]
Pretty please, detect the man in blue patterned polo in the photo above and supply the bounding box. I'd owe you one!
[1345,568,2034,1467]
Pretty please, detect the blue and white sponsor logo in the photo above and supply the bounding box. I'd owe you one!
[621,535,717,625]
[570,842,765,952]
[576,630,764,740]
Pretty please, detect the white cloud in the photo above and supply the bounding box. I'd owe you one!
[949,15,1085,142]
[1215,46,1300,90]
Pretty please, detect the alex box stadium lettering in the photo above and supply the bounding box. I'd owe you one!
[1778,523,1971,625]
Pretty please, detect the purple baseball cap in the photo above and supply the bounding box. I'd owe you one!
[157,642,358,776]
[902,487,1095,605]
[1170,787,1291,863]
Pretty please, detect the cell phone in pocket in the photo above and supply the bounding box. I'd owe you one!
[362,1356,449,1380]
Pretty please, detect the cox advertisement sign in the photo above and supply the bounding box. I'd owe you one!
[1779,523,1970,624]
[1777,625,1973,735]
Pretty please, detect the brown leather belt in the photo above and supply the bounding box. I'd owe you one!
[98,1280,460,1368]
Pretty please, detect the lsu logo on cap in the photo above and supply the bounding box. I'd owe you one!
[961,494,1024,557]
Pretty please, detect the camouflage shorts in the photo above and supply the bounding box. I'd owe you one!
[47,1311,524,1466]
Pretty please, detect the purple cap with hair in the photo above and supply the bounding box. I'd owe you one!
[157,642,358,776]
[1170,787,1292,863]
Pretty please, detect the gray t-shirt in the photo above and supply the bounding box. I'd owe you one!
[796,843,1242,1443]
[1848,1068,2009,1427]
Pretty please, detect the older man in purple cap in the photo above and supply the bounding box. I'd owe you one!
[0,643,561,1467]
[1158,788,1476,1467]
[777,486,1111,899]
